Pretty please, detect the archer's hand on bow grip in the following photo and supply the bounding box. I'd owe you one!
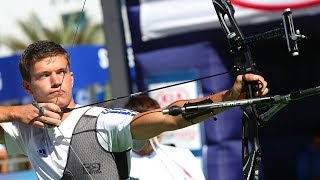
[232,73,269,100]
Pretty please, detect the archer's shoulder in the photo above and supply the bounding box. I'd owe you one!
[100,108,137,117]
[96,108,138,131]
[82,107,137,117]
[96,108,138,125]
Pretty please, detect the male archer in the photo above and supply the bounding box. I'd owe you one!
[0,40,268,179]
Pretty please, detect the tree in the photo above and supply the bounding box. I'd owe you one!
[1,13,105,53]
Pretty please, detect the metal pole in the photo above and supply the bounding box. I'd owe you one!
[100,0,132,108]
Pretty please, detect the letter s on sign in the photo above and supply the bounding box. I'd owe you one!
[98,48,109,70]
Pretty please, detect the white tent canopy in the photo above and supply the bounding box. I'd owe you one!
[140,0,320,41]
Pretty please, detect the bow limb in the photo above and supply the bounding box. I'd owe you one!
[211,1,263,179]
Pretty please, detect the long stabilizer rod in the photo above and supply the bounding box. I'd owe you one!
[163,86,320,116]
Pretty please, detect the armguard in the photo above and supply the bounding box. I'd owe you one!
[182,97,217,124]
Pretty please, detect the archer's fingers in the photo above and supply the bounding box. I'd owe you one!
[29,120,47,129]
[242,74,264,83]
[255,87,270,96]
[37,116,61,127]
[242,74,269,96]
[36,103,62,127]
[38,103,61,113]
[256,79,268,94]
[32,121,56,129]
[243,74,268,89]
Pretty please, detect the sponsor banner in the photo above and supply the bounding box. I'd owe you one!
[148,79,203,150]
[140,0,320,41]
[148,81,197,107]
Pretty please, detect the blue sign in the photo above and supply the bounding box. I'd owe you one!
[67,45,110,89]
[0,54,27,102]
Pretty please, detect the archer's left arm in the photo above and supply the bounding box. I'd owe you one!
[130,73,268,140]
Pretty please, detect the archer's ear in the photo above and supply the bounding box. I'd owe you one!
[70,72,74,87]
[22,80,32,94]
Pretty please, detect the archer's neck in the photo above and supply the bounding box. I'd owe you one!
[60,100,76,121]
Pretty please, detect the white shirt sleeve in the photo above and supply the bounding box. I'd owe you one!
[96,108,146,152]
[130,144,205,180]
[159,145,206,180]
[2,122,26,155]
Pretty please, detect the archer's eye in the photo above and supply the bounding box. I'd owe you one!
[39,73,50,79]
[58,69,67,76]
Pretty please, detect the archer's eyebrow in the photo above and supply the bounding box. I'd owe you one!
[35,67,68,76]
[58,67,68,72]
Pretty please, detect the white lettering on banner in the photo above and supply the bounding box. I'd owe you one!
[127,47,135,68]
[0,72,2,91]
[98,48,109,69]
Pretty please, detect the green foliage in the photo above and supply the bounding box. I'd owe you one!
[1,13,105,53]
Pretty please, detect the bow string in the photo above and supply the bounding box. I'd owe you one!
[51,0,95,179]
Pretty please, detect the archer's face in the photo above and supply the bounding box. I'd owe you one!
[23,55,75,109]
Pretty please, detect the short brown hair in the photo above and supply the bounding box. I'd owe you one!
[124,95,160,113]
[19,40,70,81]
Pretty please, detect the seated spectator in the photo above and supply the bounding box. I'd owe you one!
[125,95,205,180]
[0,144,8,173]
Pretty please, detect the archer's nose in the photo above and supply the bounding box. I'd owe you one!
[51,73,62,88]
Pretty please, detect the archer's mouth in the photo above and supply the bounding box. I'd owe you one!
[50,90,65,97]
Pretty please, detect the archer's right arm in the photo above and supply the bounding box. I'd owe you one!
[0,103,62,143]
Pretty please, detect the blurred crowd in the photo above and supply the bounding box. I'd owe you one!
[0,144,31,173]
